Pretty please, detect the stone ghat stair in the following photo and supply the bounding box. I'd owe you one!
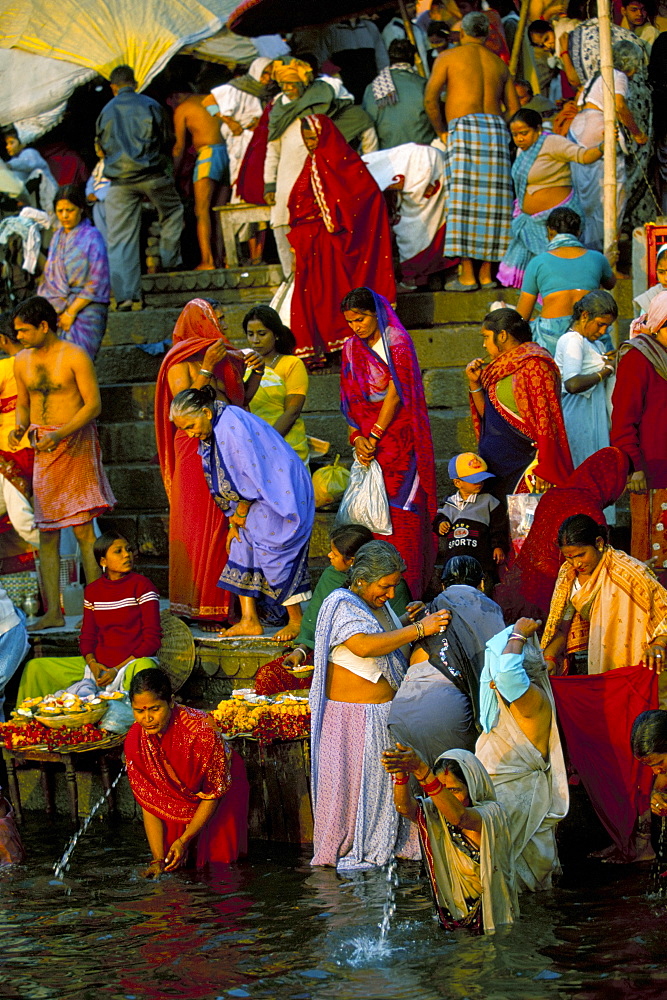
[94,266,635,597]
[95,269,521,592]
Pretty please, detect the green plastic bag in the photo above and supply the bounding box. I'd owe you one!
[312,455,350,509]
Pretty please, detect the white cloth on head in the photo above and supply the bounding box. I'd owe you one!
[363,142,447,272]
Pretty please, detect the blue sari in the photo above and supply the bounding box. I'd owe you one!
[199,402,314,604]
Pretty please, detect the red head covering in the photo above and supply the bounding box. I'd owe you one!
[494,446,629,623]
[155,298,246,499]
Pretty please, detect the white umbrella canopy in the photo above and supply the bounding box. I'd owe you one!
[0,47,94,134]
[0,0,240,90]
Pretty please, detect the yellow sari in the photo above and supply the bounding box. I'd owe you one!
[542,546,667,674]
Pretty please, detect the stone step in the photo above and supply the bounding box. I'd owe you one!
[141,264,282,308]
[105,463,167,510]
[397,288,519,328]
[99,421,157,464]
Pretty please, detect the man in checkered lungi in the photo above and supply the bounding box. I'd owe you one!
[425,12,519,291]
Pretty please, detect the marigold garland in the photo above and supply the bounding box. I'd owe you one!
[212,695,310,744]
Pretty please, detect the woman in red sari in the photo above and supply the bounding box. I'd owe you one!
[155,298,263,626]
[340,287,437,599]
[125,668,249,875]
[494,447,629,623]
[287,114,396,364]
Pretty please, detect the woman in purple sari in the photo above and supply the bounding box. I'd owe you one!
[38,184,110,359]
[170,385,314,639]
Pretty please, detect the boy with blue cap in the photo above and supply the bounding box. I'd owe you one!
[433,452,508,583]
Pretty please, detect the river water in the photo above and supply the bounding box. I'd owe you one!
[2,817,667,1000]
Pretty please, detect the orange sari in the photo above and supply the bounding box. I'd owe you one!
[155,299,245,621]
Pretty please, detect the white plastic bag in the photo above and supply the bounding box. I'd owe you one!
[334,459,392,535]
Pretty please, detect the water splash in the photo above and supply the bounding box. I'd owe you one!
[53,767,125,880]
[344,857,400,966]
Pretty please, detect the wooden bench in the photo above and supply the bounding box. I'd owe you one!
[213,203,271,267]
[2,742,123,827]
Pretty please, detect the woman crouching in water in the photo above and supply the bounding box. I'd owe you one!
[125,668,249,876]
[381,746,518,934]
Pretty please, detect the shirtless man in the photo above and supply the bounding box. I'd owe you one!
[172,91,230,270]
[475,618,569,890]
[424,11,519,290]
[10,297,115,630]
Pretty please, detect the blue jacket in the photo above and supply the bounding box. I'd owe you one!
[96,86,173,184]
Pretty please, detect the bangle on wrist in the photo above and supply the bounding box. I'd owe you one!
[509,632,528,643]
[350,430,362,445]
[414,619,425,641]
[392,772,410,785]
[470,386,484,393]
[420,776,443,797]
[370,423,385,440]
[199,368,215,378]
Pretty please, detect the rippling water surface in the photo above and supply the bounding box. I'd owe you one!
[3,817,667,1000]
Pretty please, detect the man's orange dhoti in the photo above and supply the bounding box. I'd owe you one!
[30,422,116,530]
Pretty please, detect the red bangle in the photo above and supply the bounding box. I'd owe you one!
[349,430,362,445]
[419,777,443,797]
[392,772,410,785]
[370,423,385,440]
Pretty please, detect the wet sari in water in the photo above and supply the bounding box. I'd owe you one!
[155,299,246,621]
[340,290,437,598]
[125,705,249,865]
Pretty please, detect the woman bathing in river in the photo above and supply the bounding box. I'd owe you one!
[381,745,518,935]
[125,668,248,876]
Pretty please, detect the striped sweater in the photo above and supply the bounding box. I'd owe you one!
[79,572,161,669]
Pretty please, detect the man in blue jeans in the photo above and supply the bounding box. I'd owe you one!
[96,65,184,310]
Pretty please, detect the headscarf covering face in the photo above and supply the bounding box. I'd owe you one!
[478,625,532,734]
[272,57,314,87]
[433,748,497,806]
[630,288,667,338]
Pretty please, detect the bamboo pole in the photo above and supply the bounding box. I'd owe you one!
[398,0,426,76]
[509,0,531,78]
[597,0,618,268]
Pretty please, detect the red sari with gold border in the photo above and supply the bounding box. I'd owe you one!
[125,705,248,866]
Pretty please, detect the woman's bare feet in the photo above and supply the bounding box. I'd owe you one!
[220,618,264,638]
[272,622,301,643]
[27,612,65,632]
[198,621,229,633]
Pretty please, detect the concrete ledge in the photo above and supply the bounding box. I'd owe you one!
[397,288,519,328]
[103,309,181,346]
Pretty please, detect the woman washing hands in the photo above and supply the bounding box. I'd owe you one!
[125,668,248,877]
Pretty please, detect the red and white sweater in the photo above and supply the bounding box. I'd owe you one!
[79,572,161,669]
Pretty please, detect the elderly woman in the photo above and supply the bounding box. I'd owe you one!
[612,290,667,587]
[387,556,505,767]
[340,287,438,598]
[125,668,249,875]
[515,206,615,356]
[381,746,518,933]
[569,38,649,250]
[170,385,314,641]
[155,298,263,628]
[243,304,309,462]
[288,116,395,363]
[310,539,451,870]
[497,108,602,289]
[554,290,618,470]
[37,184,110,359]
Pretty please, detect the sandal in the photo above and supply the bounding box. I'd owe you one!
[444,278,480,292]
